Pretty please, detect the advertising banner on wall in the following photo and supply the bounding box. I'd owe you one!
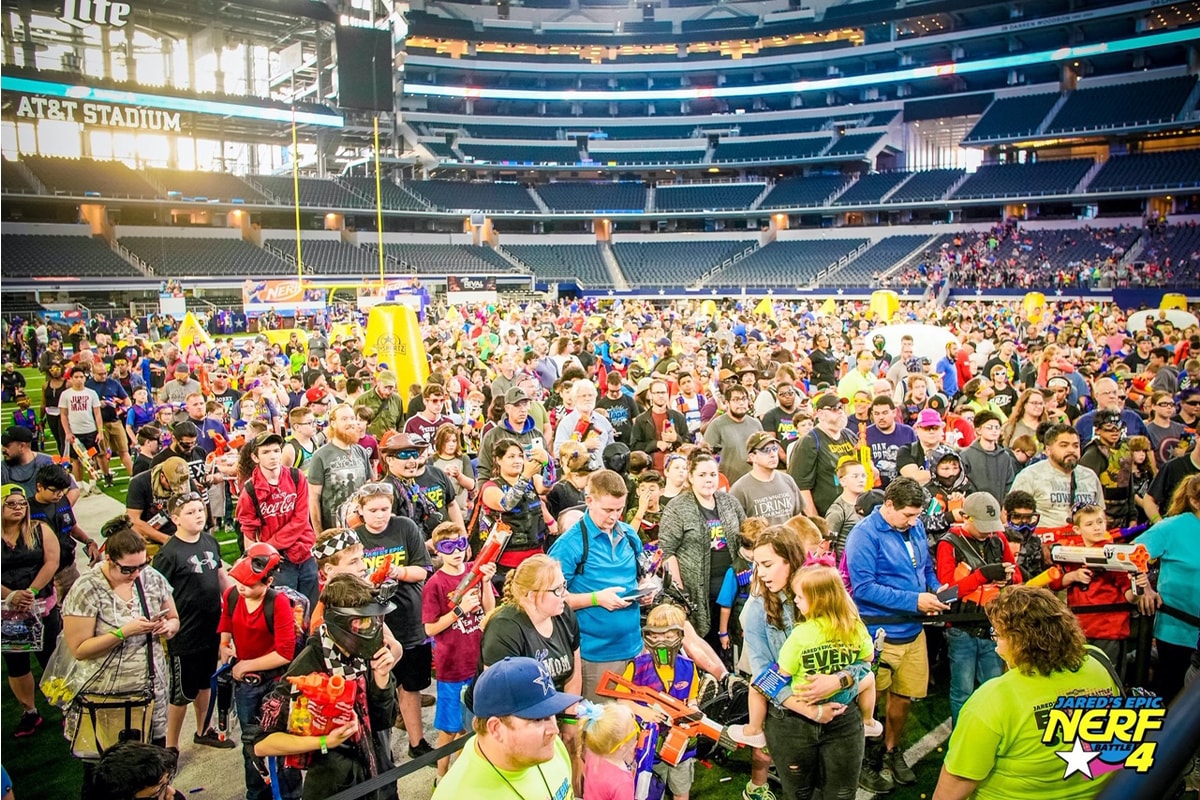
[446,275,497,306]
[242,279,326,317]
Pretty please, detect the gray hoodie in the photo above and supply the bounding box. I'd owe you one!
[959,440,1017,503]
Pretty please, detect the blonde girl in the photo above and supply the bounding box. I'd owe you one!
[581,703,638,800]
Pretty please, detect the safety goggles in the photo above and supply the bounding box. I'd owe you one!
[387,449,422,461]
[434,537,469,555]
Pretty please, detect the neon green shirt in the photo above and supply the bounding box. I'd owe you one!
[943,656,1119,800]
[777,616,872,704]
[432,735,573,800]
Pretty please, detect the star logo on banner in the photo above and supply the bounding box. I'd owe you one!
[710,289,718,295]
[1055,289,1064,296]
[837,288,845,295]
[767,289,774,296]
[607,289,615,296]
[1056,739,1101,780]
[658,288,666,296]
[976,289,983,296]
[901,288,909,296]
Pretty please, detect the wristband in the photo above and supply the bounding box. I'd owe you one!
[111,628,126,641]
[838,671,854,690]
[718,631,729,638]
[591,592,598,607]
[319,735,328,754]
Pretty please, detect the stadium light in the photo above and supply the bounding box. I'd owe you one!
[402,28,1197,102]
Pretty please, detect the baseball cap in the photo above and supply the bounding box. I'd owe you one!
[745,431,778,454]
[855,489,886,518]
[305,386,329,404]
[252,432,285,451]
[472,656,582,720]
[655,337,672,347]
[915,409,944,428]
[813,394,848,411]
[2,427,34,447]
[962,492,1004,534]
[504,387,531,405]
[153,457,192,492]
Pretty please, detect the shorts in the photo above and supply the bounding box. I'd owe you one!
[652,756,695,795]
[434,679,472,734]
[874,630,929,699]
[392,642,433,693]
[70,432,99,460]
[103,421,129,456]
[169,645,219,706]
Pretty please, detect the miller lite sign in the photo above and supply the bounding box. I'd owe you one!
[60,0,132,28]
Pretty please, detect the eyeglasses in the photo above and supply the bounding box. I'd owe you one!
[543,583,569,597]
[754,445,781,455]
[434,537,469,555]
[1155,401,1176,408]
[115,560,150,575]
[3,499,28,509]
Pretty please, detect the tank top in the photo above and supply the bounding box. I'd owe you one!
[2,527,47,591]
[43,381,65,416]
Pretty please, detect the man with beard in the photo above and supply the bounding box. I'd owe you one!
[630,378,689,473]
[182,392,228,457]
[867,396,916,488]
[1011,423,1103,528]
[109,355,146,397]
[209,369,242,424]
[307,403,374,533]
[760,378,802,448]
[159,363,201,416]
[553,380,614,473]
[790,393,859,516]
[1075,377,1148,442]
[354,370,403,440]
[126,455,195,547]
[1078,409,1137,528]
[596,372,637,444]
[703,384,762,485]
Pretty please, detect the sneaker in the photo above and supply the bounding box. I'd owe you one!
[742,781,776,800]
[104,472,114,487]
[863,717,885,738]
[858,763,894,794]
[194,728,237,749]
[727,724,768,748]
[882,748,916,785]
[420,694,436,708]
[13,710,41,738]
[408,739,434,759]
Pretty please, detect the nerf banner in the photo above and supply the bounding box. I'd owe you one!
[242,279,326,317]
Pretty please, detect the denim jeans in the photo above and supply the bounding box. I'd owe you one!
[946,626,1004,724]
[763,700,864,800]
[274,556,319,606]
[234,679,301,800]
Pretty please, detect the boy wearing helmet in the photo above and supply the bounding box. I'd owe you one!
[256,573,399,800]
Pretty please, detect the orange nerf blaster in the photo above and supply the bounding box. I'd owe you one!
[449,521,512,606]
[595,671,724,766]
[286,673,357,736]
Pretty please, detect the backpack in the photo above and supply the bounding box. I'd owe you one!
[563,510,645,581]
[243,467,302,520]
[224,584,311,653]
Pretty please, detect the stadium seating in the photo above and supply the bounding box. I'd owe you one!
[758,175,853,209]
[147,168,269,203]
[1087,149,1200,193]
[536,182,647,213]
[587,149,706,166]
[592,124,698,139]
[613,240,751,285]
[952,159,1092,199]
[250,176,373,208]
[420,140,459,159]
[23,155,160,199]
[964,93,1059,142]
[1,156,37,193]
[823,133,884,159]
[458,143,581,165]
[461,123,561,140]
[654,183,766,212]
[339,177,431,211]
[707,239,867,286]
[263,239,379,275]
[1141,224,1200,281]
[121,237,292,276]
[4,234,144,277]
[830,172,910,206]
[1044,75,1197,134]
[403,181,540,212]
[374,244,520,274]
[503,244,612,285]
[734,117,836,136]
[885,168,964,203]
[711,137,830,164]
[829,234,933,283]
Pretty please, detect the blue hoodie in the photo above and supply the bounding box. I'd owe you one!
[844,508,939,643]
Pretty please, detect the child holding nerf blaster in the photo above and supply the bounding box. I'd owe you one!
[1029,503,1152,669]
[422,521,497,780]
[729,565,884,749]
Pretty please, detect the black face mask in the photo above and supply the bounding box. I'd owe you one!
[324,609,385,660]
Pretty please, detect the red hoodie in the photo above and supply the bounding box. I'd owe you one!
[236,467,315,564]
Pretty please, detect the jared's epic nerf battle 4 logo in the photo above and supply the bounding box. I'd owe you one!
[1042,693,1166,780]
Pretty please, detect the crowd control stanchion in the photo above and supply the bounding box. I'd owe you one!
[322,734,474,800]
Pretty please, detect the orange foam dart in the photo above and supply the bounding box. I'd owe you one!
[369,554,392,585]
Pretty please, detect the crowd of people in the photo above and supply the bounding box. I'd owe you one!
[2,292,1199,800]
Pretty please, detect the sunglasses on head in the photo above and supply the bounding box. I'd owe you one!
[434,537,470,555]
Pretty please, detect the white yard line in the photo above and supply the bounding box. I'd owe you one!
[856,718,953,800]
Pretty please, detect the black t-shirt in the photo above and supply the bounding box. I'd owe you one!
[125,470,177,538]
[597,394,638,443]
[701,503,732,597]
[355,517,430,648]
[895,441,932,477]
[131,452,154,476]
[153,532,223,654]
[213,388,242,422]
[28,495,78,571]
[546,480,585,520]
[463,603,581,712]
[151,447,209,504]
[787,427,860,516]
[410,466,457,537]
[991,387,1019,416]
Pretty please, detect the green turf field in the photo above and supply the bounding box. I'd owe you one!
[2,366,954,798]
